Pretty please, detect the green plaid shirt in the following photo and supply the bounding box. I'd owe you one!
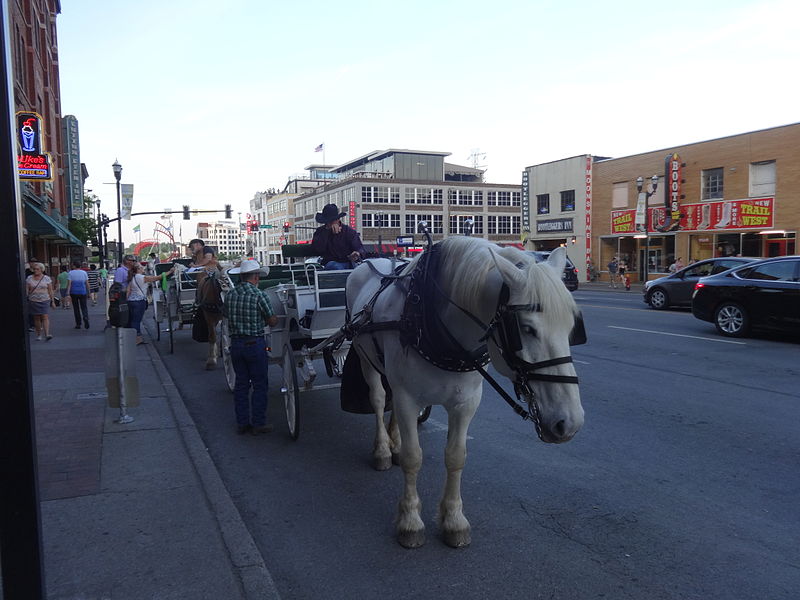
[223,281,275,337]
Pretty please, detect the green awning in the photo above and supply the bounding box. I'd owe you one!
[24,202,84,246]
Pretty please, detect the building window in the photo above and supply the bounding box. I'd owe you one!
[497,215,511,234]
[511,191,521,206]
[490,191,511,206]
[702,168,724,200]
[560,190,576,212]
[474,191,483,205]
[612,182,628,208]
[749,161,776,197]
[362,213,372,228]
[537,194,550,215]
[487,215,497,235]
[432,189,443,204]
[432,214,443,234]
[512,216,521,234]
[405,214,417,234]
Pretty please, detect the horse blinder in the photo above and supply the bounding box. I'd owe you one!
[569,312,587,346]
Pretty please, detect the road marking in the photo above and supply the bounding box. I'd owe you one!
[607,325,746,345]
[574,359,591,364]
[577,302,659,313]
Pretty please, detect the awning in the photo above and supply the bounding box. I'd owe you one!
[24,201,84,246]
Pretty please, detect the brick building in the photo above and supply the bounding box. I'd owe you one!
[11,0,83,274]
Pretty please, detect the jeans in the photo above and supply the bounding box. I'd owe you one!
[70,294,89,327]
[128,299,148,335]
[230,336,269,427]
[324,260,353,270]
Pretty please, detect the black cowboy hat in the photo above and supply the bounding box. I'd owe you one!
[315,204,347,224]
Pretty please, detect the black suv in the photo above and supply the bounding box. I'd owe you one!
[527,251,579,291]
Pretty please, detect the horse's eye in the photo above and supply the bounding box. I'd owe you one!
[523,326,537,336]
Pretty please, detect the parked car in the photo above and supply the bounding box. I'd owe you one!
[691,255,800,337]
[643,257,757,309]
[527,251,579,291]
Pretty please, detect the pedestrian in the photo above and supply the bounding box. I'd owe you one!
[607,256,619,288]
[113,255,135,289]
[98,263,108,289]
[223,259,278,435]
[87,264,101,306]
[26,261,55,341]
[67,260,90,329]
[674,257,685,271]
[127,262,173,345]
[57,265,71,309]
[311,204,365,269]
[146,252,159,275]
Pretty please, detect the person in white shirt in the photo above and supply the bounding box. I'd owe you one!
[127,262,173,345]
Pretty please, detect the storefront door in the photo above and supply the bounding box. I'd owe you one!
[765,239,793,257]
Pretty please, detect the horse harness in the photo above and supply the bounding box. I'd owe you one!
[340,244,586,431]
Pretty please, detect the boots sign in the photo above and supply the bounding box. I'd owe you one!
[656,153,683,232]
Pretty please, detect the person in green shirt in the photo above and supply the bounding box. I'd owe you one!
[98,265,108,287]
[56,266,71,309]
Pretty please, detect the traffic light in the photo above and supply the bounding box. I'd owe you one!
[182,205,190,220]
[248,220,259,233]
[283,222,290,233]
[224,204,232,219]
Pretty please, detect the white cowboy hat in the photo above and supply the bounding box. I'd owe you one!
[229,259,269,276]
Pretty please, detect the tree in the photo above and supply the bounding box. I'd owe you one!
[68,194,100,246]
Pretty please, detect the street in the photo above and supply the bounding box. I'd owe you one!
[144,290,800,600]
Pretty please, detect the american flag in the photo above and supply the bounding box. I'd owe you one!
[314,143,323,152]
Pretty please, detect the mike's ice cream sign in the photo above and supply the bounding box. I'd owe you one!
[16,111,53,180]
[612,197,774,233]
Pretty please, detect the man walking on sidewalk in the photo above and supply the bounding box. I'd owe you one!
[607,256,619,288]
[223,259,278,435]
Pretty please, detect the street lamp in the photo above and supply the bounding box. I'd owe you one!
[95,198,104,269]
[636,175,659,283]
[112,159,123,263]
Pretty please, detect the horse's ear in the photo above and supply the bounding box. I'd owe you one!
[546,246,567,274]
[488,247,526,290]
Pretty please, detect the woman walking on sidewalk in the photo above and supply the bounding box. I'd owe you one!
[57,265,71,309]
[127,262,173,345]
[26,262,55,341]
[67,260,90,329]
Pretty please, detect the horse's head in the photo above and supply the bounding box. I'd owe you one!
[487,246,584,443]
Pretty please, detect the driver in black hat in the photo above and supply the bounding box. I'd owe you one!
[311,204,365,270]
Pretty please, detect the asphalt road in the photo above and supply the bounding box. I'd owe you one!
[144,290,800,600]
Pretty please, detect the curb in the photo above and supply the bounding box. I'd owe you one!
[143,324,280,600]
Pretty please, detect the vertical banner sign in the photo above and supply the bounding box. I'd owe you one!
[634,192,647,231]
[348,200,357,229]
[521,170,530,240]
[62,116,83,218]
[584,155,592,281]
[16,111,53,180]
[120,184,134,220]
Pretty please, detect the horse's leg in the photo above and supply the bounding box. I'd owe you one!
[388,409,401,465]
[439,396,479,548]
[394,394,425,548]
[360,355,392,471]
[204,312,218,370]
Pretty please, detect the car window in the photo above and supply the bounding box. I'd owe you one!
[684,264,712,278]
[742,261,798,282]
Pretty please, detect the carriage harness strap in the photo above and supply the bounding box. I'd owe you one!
[340,244,579,425]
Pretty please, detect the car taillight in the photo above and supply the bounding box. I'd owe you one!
[694,282,705,290]
[573,268,578,274]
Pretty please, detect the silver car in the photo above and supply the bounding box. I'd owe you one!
[643,257,758,309]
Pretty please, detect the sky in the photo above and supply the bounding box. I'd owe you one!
[56,0,800,248]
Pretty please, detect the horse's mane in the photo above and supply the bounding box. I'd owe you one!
[436,237,577,326]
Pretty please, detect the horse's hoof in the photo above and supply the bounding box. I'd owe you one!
[442,528,471,548]
[397,528,426,549]
[372,455,392,471]
[391,452,400,466]
[205,362,216,371]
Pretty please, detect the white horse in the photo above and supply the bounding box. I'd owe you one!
[345,238,584,548]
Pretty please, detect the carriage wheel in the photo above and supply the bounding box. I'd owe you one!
[219,318,235,392]
[417,406,432,424]
[282,344,300,441]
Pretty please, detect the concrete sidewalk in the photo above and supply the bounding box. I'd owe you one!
[30,297,279,599]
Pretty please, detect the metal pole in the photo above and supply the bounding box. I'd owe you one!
[97,208,104,269]
[644,207,650,283]
[116,328,133,424]
[0,2,47,596]
[115,178,123,261]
